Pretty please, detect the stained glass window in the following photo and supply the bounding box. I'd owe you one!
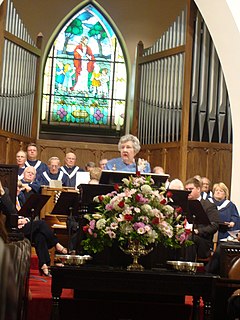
[41,4,127,137]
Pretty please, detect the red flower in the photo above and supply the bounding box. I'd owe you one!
[160,199,167,204]
[83,225,89,233]
[98,195,104,202]
[118,200,125,208]
[175,206,183,214]
[135,194,141,202]
[114,184,119,192]
[136,171,141,177]
[166,191,173,198]
[152,217,160,225]
[124,214,133,221]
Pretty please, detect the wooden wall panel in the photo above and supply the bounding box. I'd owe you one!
[0,131,32,166]
[165,147,181,179]
[0,136,8,163]
[37,139,119,169]
[186,146,209,178]
[141,141,232,189]
[210,148,232,187]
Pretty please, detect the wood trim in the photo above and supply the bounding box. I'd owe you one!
[31,33,43,139]
[179,0,197,182]
[0,0,7,83]
[4,30,41,56]
[138,45,185,64]
[0,129,33,142]
[131,41,144,136]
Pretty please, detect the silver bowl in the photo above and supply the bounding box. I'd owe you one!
[55,254,92,266]
[166,260,204,273]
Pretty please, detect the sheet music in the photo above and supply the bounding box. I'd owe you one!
[75,172,90,188]
[49,180,62,188]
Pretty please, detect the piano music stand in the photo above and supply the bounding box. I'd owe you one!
[51,192,80,253]
[18,193,51,242]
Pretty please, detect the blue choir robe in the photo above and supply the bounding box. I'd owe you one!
[38,169,69,186]
[18,166,26,181]
[105,157,151,173]
[60,165,84,188]
[20,179,41,194]
[209,198,240,240]
[25,159,48,180]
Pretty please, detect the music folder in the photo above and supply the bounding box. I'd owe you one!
[167,189,190,213]
[78,183,115,213]
[51,192,80,216]
[99,170,169,187]
[18,193,51,219]
[186,200,211,225]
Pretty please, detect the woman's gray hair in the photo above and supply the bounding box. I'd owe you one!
[118,134,141,153]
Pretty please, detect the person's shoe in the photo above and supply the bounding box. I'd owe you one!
[39,266,51,277]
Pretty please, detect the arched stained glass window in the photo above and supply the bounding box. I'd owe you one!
[41,4,127,138]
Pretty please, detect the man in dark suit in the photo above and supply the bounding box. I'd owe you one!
[184,177,220,260]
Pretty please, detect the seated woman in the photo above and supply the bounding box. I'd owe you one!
[0,181,67,277]
[208,182,240,241]
[105,134,151,173]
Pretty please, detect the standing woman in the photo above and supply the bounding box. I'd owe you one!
[105,134,151,173]
[209,182,240,241]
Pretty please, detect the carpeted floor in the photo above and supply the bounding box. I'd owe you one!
[27,254,202,320]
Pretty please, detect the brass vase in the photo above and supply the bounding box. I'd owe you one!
[121,241,153,271]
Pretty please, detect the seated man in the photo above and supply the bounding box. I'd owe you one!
[99,158,108,170]
[60,152,84,188]
[201,176,213,200]
[25,143,48,180]
[38,156,69,186]
[16,150,27,180]
[183,177,220,261]
[18,166,41,206]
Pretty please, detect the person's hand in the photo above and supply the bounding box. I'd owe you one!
[18,218,28,229]
[22,183,32,193]
[0,181,5,196]
[228,221,235,228]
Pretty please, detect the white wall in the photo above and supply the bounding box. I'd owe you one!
[194,0,240,208]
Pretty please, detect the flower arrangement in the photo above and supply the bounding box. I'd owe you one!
[81,175,191,254]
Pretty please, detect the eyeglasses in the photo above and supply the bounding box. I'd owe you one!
[185,187,194,191]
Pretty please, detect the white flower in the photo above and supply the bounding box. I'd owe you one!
[137,227,146,234]
[122,178,129,186]
[96,218,106,230]
[141,184,152,194]
[120,223,133,235]
[141,204,152,214]
[164,205,174,213]
[147,229,158,243]
[92,213,102,219]
[110,222,118,230]
[137,158,147,172]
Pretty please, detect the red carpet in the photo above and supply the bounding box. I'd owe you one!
[27,255,73,320]
[27,254,202,320]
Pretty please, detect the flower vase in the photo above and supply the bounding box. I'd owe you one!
[120,241,153,271]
